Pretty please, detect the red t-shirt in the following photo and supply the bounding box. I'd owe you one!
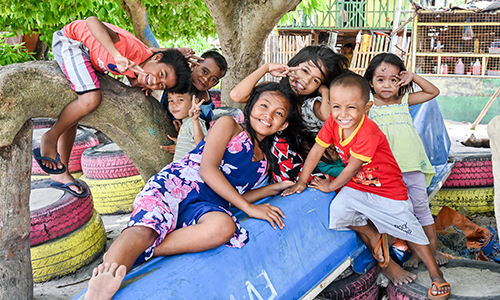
[64,20,153,78]
[316,114,408,200]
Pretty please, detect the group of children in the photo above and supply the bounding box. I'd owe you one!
[32,17,451,300]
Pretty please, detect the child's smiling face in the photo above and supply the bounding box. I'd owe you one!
[370,62,401,101]
[138,53,177,90]
[191,57,224,91]
[168,92,192,120]
[250,91,290,141]
[288,61,325,96]
[330,85,372,137]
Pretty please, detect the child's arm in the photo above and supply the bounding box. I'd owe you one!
[397,71,440,106]
[313,85,331,122]
[308,156,364,192]
[85,17,146,75]
[200,116,285,229]
[243,181,295,203]
[189,96,206,145]
[230,63,291,103]
[282,143,326,196]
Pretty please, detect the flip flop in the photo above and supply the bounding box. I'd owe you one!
[372,233,390,268]
[50,180,88,198]
[33,148,67,175]
[428,281,451,300]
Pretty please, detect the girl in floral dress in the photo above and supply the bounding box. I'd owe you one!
[85,82,299,300]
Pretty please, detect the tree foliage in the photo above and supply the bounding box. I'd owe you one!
[0,0,215,45]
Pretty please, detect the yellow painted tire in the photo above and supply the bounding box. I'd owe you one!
[31,172,83,181]
[430,187,495,216]
[81,175,144,215]
[31,211,106,283]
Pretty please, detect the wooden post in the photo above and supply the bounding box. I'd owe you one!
[471,85,500,129]
[487,116,500,234]
[0,121,33,300]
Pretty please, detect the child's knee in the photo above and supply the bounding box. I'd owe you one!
[79,91,102,113]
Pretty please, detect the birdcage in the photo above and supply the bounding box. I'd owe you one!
[411,11,500,77]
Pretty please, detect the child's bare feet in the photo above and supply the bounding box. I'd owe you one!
[40,132,63,171]
[85,262,126,300]
[403,251,448,269]
[382,260,417,285]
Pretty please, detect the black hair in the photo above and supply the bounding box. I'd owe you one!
[200,50,228,78]
[280,45,349,102]
[363,52,413,97]
[154,48,192,94]
[344,43,354,49]
[330,72,371,103]
[168,82,196,97]
[243,82,300,184]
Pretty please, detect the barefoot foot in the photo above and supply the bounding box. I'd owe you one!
[402,253,420,269]
[434,251,448,266]
[85,262,127,300]
[382,260,417,286]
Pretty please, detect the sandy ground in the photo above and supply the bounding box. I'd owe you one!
[32,120,494,300]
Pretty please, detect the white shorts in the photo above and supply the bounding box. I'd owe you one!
[329,186,429,245]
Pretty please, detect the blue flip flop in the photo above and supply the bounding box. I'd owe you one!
[50,180,88,198]
[33,148,67,175]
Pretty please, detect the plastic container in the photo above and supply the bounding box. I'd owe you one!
[474,39,480,53]
[455,59,464,75]
[361,34,371,52]
[440,64,448,74]
[356,30,362,44]
[473,59,481,75]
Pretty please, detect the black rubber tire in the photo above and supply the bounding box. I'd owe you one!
[319,264,380,300]
[387,259,500,300]
[443,154,493,188]
[81,142,139,179]
[31,127,99,174]
[32,118,57,129]
[30,179,94,246]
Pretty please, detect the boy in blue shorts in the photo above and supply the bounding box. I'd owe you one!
[33,16,191,197]
[283,73,450,300]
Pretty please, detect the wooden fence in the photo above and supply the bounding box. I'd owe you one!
[263,34,312,81]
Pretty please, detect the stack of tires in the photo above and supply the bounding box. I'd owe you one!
[30,179,106,283]
[430,152,494,216]
[316,265,380,300]
[80,142,145,215]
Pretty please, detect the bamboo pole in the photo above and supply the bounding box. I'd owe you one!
[471,85,500,129]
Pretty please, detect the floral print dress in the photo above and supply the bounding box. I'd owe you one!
[128,129,267,261]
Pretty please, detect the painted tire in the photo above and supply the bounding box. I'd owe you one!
[31,211,106,283]
[430,187,495,216]
[81,142,139,179]
[443,155,493,188]
[387,259,500,299]
[30,179,94,246]
[319,264,379,300]
[31,127,99,174]
[31,171,83,181]
[80,175,145,215]
[32,118,56,129]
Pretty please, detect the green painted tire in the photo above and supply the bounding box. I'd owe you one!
[80,175,144,214]
[31,211,106,283]
[430,187,495,216]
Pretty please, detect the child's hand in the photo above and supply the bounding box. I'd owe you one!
[308,175,333,193]
[173,120,182,132]
[269,181,295,195]
[177,47,204,68]
[245,203,285,230]
[160,135,177,153]
[189,96,205,121]
[141,87,152,96]
[396,71,414,87]
[319,85,329,95]
[268,63,291,78]
[114,55,147,76]
[281,180,307,196]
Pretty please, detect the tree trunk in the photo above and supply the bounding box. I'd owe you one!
[120,0,159,47]
[0,61,176,182]
[0,120,33,300]
[204,0,301,108]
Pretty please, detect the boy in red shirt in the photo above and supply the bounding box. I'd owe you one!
[33,17,191,197]
[283,73,450,299]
